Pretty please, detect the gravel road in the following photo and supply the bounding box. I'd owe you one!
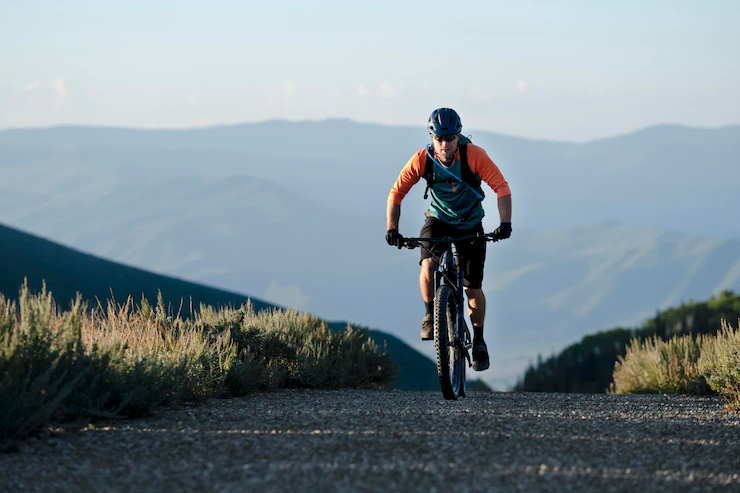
[2,390,740,492]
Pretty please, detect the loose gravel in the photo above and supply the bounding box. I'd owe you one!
[2,390,739,492]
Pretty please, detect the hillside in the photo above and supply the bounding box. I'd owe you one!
[515,290,740,393]
[0,222,439,391]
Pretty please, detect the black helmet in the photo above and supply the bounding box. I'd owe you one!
[427,108,462,135]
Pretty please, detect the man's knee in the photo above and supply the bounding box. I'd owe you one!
[421,258,437,272]
[465,287,484,298]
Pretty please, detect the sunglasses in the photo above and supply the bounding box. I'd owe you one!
[432,134,459,142]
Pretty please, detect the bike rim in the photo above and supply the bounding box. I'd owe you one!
[447,306,463,397]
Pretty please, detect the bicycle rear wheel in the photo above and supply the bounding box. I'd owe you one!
[434,285,465,400]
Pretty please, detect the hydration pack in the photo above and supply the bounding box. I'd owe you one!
[422,135,485,201]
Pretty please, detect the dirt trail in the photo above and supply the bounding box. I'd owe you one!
[2,390,740,492]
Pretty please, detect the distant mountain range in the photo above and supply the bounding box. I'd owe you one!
[2,120,738,235]
[1,119,739,389]
[0,222,439,391]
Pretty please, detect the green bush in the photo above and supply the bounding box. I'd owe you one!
[697,320,740,410]
[0,284,395,443]
[611,321,740,410]
[0,287,91,441]
[611,334,708,395]
[517,291,740,394]
[196,302,395,391]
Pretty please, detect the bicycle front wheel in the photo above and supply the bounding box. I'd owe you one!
[434,285,465,400]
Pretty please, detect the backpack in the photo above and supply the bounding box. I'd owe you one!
[422,135,485,202]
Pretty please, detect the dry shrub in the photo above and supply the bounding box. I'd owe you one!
[611,334,708,395]
[698,320,740,410]
[1,284,395,443]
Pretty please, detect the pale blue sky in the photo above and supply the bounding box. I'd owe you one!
[2,0,738,141]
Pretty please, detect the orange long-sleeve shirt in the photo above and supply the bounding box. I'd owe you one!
[388,143,511,206]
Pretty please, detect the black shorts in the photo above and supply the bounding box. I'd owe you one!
[419,216,486,289]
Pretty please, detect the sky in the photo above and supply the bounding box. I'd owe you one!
[1,0,739,141]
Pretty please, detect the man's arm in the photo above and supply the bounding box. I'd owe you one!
[498,194,512,223]
[387,202,401,231]
[386,150,424,233]
[467,145,511,199]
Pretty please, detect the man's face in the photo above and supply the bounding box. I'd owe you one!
[432,134,459,163]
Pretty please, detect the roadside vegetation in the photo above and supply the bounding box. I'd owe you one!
[0,283,395,444]
[612,320,740,410]
[515,290,740,395]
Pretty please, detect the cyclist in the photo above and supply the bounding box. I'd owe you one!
[385,108,512,371]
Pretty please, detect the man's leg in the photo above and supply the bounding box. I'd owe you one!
[419,258,438,340]
[458,224,489,371]
[467,286,489,371]
[420,258,435,304]
[418,216,445,340]
[465,287,486,341]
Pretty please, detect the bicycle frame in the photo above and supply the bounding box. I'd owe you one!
[435,246,472,364]
[400,231,499,399]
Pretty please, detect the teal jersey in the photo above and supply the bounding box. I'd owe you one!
[427,155,484,229]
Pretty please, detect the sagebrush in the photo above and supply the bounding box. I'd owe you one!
[612,319,740,410]
[0,284,396,442]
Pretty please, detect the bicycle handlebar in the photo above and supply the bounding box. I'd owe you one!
[400,232,500,250]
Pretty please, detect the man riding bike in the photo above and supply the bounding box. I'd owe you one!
[385,108,512,371]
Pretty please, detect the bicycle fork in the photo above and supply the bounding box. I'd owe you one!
[435,251,473,368]
[457,267,473,368]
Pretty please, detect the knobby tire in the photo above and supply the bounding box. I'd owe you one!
[434,285,465,400]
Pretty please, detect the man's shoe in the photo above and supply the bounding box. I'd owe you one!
[420,315,433,341]
[472,341,490,371]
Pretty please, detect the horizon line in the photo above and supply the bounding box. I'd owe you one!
[1,118,738,145]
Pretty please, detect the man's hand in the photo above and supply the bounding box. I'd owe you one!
[492,222,512,240]
[386,229,404,248]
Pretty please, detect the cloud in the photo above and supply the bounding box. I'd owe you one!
[357,85,369,96]
[284,82,296,95]
[24,80,41,92]
[52,79,67,98]
[52,78,68,106]
[379,83,396,99]
[516,80,527,91]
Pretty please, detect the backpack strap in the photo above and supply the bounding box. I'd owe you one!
[459,143,484,200]
[422,151,434,199]
[422,142,484,201]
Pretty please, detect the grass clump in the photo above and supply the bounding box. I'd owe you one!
[612,320,740,410]
[196,302,396,392]
[697,320,740,411]
[0,283,395,444]
[611,334,707,395]
[0,287,92,442]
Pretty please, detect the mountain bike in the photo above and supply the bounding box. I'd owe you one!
[401,232,500,400]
